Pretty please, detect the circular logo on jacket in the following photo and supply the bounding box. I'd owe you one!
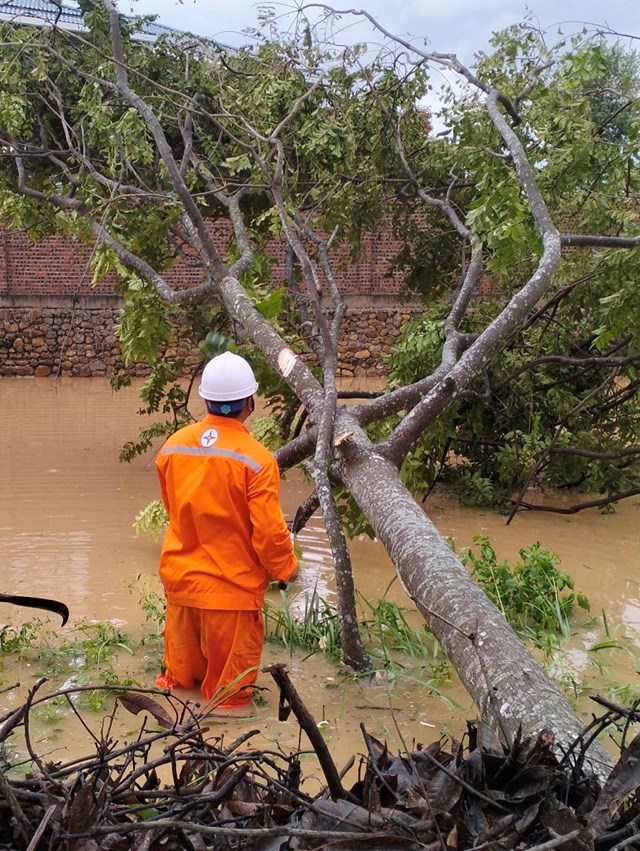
[201,428,218,448]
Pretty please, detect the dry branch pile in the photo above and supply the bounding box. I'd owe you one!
[0,667,639,851]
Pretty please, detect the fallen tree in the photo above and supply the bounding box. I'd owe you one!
[0,0,638,770]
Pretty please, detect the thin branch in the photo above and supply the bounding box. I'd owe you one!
[101,0,227,281]
[506,372,614,523]
[511,488,640,515]
[379,83,562,467]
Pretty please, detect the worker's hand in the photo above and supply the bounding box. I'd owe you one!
[288,562,300,582]
[276,562,299,591]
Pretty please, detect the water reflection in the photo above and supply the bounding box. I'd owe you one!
[290,518,335,612]
[2,530,92,605]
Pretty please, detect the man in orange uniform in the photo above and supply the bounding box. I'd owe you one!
[155,351,298,707]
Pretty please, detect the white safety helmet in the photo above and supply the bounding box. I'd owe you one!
[198,351,259,402]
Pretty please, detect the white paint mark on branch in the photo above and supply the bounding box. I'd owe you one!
[278,347,298,378]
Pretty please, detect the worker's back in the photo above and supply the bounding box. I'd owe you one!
[156,414,295,610]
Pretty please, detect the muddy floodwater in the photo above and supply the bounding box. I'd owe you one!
[1,377,639,780]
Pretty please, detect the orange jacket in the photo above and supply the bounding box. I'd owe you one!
[156,414,297,610]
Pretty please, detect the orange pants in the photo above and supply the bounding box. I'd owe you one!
[158,605,264,706]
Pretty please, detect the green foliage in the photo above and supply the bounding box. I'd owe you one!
[359,595,442,662]
[64,622,135,671]
[0,586,169,705]
[385,288,640,507]
[0,94,26,135]
[457,471,497,507]
[120,421,179,464]
[573,44,640,144]
[125,575,166,672]
[118,362,192,462]
[138,362,187,413]
[0,621,42,655]
[386,314,446,383]
[133,582,166,633]
[114,281,172,365]
[1,11,639,528]
[0,10,429,363]
[133,500,168,542]
[334,487,376,540]
[250,415,285,451]
[462,536,590,646]
[377,32,640,510]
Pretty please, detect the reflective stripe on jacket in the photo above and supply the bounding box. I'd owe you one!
[156,414,297,610]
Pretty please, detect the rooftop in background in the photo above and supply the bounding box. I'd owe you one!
[0,0,228,45]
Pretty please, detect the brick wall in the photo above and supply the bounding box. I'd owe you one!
[0,220,419,377]
[0,219,406,298]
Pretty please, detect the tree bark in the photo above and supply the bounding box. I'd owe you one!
[335,424,614,776]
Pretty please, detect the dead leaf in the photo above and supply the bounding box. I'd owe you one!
[427,765,463,813]
[541,807,580,836]
[584,731,640,839]
[62,780,105,834]
[118,693,177,730]
[403,787,432,819]
[226,799,260,816]
[502,765,557,801]
[68,841,99,851]
[185,834,209,851]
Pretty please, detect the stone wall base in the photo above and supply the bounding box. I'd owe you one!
[0,294,422,378]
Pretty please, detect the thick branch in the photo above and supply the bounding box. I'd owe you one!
[101,0,227,282]
[379,84,562,466]
[560,233,640,248]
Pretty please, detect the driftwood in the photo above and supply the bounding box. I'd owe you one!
[0,670,639,850]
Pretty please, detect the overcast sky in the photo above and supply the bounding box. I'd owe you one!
[123,0,638,63]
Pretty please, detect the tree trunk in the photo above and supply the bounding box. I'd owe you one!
[336,429,614,776]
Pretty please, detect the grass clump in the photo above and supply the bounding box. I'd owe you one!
[264,588,341,660]
[265,538,596,697]
[264,585,453,696]
[0,619,137,708]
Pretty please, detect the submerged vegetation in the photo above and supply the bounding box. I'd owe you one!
[0,538,636,722]
[265,538,592,664]
[0,619,134,672]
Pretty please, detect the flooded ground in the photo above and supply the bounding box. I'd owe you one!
[1,377,639,781]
